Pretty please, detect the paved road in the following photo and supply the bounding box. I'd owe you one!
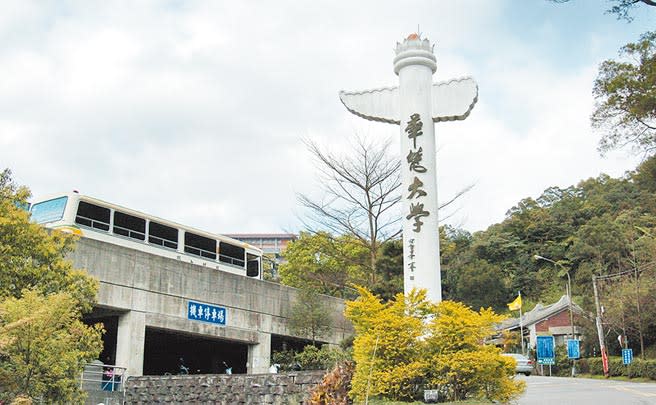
[518,375,656,404]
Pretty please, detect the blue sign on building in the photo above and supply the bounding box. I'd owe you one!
[187,300,226,326]
[622,348,633,365]
[567,339,580,359]
[537,335,555,365]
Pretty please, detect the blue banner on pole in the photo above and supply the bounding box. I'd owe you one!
[187,300,226,326]
[567,339,580,359]
[622,348,633,365]
[537,335,555,365]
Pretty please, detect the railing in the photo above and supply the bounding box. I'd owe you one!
[148,234,178,250]
[184,245,217,260]
[113,224,146,241]
[80,362,127,393]
[219,254,245,267]
[75,215,110,231]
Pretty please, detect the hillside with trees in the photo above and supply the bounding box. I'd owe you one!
[284,156,656,357]
[282,31,656,360]
[441,158,656,355]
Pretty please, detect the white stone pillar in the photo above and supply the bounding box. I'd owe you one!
[394,36,441,303]
[115,311,146,377]
[339,33,478,303]
[247,332,271,374]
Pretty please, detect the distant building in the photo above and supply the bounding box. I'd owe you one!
[225,234,297,279]
[499,295,586,349]
[225,234,297,256]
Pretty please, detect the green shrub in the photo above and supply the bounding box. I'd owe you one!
[272,345,350,372]
[295,345,350,371]
[345,289,525,403]
[577,358,590,374]
[272,349,297,371]
[551,346,573,377]
[581,356,656,379]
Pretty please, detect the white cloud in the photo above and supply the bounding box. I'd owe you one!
[0,1,652,235]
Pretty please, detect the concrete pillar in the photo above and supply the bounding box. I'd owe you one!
[339,34,478,303]
[247,332,271,374]
[116,311,145,377]
[395,38,442,303]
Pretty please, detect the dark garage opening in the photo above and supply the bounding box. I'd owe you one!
[96,316,118,364]
[83,312,119,365]
[143,328,248,375]
[271,334,319,354]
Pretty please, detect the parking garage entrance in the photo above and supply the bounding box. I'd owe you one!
[83,311,120,366]
[143,327,248,375]
[271,334,316,354]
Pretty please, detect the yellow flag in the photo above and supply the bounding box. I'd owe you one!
[507,294,522,311]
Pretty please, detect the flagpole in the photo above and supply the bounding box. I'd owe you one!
[519,291,525,355]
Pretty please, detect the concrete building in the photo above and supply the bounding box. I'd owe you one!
[70,237,352,379]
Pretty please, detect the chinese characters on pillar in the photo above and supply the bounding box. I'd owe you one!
[405,113,430,233]
[404,113,430,281]
[408,238,416,280]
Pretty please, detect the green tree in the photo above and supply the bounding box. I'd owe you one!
[287,288,333,345]
[298,137,474,288]
[440,225,473,300]
[549,0,656,21]
[298,138,402,287]
[0,169,103,403]
[601,272,656,358]
[370,238,403,301]
[607,0,656,20]
[569,215,631,274]
[593,31,656,155]
[0,291,104,404]
[453,259,510,312]
[279,231,368,297]
[0,169,98,311]
[633,154,656,193]
[393,147,656,353]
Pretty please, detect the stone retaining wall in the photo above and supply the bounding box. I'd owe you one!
[124,371,326,404]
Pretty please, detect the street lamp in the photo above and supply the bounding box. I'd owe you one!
[534,254,576,377]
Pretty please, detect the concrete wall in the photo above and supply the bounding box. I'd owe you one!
[123,371,325,404]
[69,238,352,377]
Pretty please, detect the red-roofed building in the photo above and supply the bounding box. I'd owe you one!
[499,295,586,349]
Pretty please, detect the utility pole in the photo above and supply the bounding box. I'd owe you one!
[592,275,609,378]
[634,265,645,359]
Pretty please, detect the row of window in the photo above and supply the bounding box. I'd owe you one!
[75,201,246,267]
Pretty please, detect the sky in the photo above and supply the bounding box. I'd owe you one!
[1,1,655,235]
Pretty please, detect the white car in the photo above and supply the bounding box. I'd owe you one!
[502,353,533,376]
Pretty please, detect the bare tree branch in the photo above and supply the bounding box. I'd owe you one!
[298,135,474,287]
[298,137,402,285]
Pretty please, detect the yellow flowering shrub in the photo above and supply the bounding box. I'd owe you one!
[346,287,434,401]
[345,288,525,402]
